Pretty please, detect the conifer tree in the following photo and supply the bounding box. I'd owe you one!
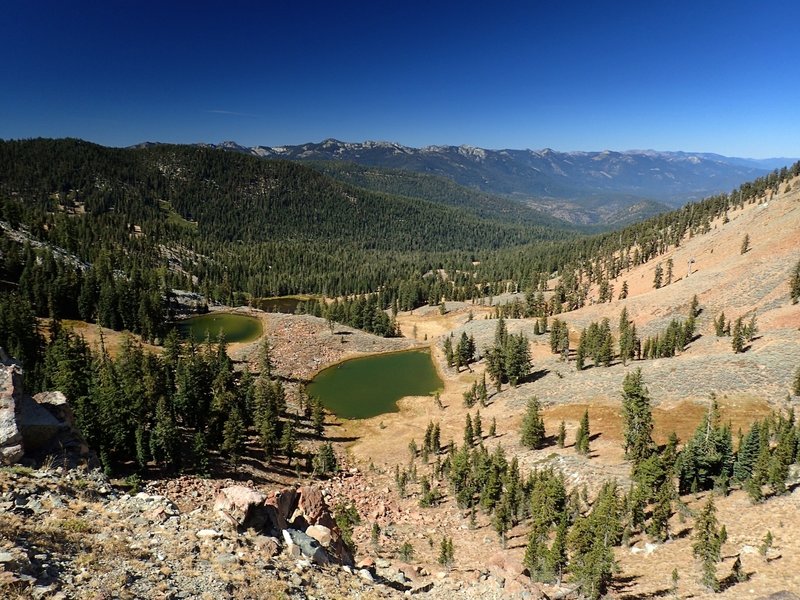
[313,441,338,476]
[474,410,483,443]
[524,520,550,582]
[149,396,179,471]
[493,493,512,547]
[311,397,325,437]
[192,431,210,476]
[463,413,474,448]
[557,421,566,448]
[740,233,750,254]
[521,396,546,449]
[745,311,758,342]
[221,407,245,471]
[477,375,488,406]
[621,369,654,470]
[692,495,723,592]
[653,263,664,289]
[546,514,569,584]
[438,537,454,569]
[485,348,504,392]
[790,259,800,304]
[576,328,586,370]
[258,337,274,378]
[732,316,745,353]
[568,481,620,599]
[714,311,726,337]
[443,336,454,367]
[280,418,296,465]
[576,410,591,455]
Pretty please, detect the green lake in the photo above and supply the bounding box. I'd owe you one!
[308,350,442,419]
[252,296,311,314]
[173,313,263,343]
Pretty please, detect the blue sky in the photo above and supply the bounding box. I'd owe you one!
[2,1,798,157]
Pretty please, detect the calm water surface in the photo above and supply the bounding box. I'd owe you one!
[173,313,262,343]
[308,350,442,419]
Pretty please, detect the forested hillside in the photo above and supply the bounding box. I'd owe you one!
[305,161,576,230]
[0,138,576,301]
[0,138,798,346]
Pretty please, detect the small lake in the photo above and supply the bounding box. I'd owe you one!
[308,350,442,419]
[252,296,313,314]
[173,313,263,343]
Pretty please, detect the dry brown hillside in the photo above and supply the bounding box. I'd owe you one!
[339,178,800,599]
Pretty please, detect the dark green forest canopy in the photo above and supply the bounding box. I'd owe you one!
[0,138,797,303]
[305,160,578,230]
[0,138,574,297]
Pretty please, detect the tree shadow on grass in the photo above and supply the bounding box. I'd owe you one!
[619,588,672,600]
[520,368,549,385]
[671,526,692,540]
[613,575,675,600]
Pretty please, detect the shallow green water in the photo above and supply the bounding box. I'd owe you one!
[252,296,310,314]
[308,350,443,419]
[173,313,262,343]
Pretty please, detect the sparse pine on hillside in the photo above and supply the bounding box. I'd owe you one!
[794,365,800,396]
[677,397,734,494]
[692,495,723,592]
[576,410,591,455]
[791,259,800,304]
[521,396,546,449]
[740,233,750,254]
[653,262,664,289]
[732,316,745,353]
[621,369,655,470]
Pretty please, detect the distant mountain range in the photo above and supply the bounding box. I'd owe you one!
[134,139,797,225]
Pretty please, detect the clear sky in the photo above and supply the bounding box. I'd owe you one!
[2,1,798,157]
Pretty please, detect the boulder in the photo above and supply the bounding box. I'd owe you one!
[0,363,24,464]
[264,488,299,530]
[0,355,96,467]
[297,486,337,530]
[252,535,281,558]
[16,394,63,452]
[305,524,332,548]
[33,391,74,425]
[486,551,525,580]
[213,486,268,530]
[285,528,330,565]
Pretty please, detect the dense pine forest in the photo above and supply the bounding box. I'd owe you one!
[0,137,798,354]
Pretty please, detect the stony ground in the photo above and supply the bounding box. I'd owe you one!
[0,465,534,600]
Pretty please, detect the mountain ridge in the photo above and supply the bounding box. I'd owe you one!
[169,139,796,223]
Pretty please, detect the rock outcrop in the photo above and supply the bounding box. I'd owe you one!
[0,361,25,464]
[0,354,95,467]
[213,483,354,566]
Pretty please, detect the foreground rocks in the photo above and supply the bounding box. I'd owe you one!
[0,466,539,599]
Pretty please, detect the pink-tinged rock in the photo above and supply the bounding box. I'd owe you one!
[213,485,267,530]
[296,486,325,522]
[264,488,298,530]
[487,551,525,579]
[357,557,375,570]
